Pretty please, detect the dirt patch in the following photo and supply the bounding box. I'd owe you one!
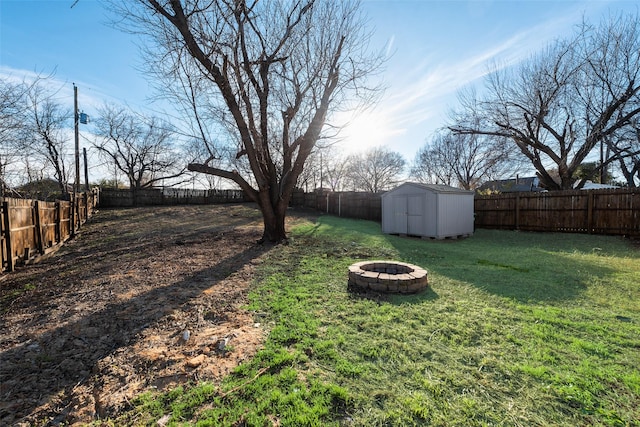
[0,203,303,426]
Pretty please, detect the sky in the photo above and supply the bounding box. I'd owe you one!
[1,0,639,182]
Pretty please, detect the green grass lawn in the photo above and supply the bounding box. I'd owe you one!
[114,215,640,426]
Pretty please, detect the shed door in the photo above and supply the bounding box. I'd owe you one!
[392,195,407,234]
[407,195,423,235]
[391,194,422,235]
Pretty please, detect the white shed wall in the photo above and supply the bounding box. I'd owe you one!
[435,193,474,238]
[391,194,407,234]
[407,194,424,235]
[381,194,395,233]
[382,182,474,239]
[424,190,438,237]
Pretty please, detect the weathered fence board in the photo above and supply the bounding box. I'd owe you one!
[1,192,98,272]
[290,190,382,222]
[99,188,248,207]
[292,188,638,237]
[474,188,639,236]
[5,185,634,270]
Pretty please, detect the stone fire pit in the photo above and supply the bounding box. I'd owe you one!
[348,260,428,294]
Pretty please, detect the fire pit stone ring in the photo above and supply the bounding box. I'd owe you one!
[348,260,428,293]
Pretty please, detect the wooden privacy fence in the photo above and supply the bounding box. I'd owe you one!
[290,190,382,222]
[99,188,248,207]
[292,188,639,237]
[474,188,640,236]
[1,192,98,272]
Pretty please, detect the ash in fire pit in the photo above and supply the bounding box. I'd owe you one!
[348,260,428,294]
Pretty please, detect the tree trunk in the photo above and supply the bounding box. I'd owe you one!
[256,190,289,243]
[155,1,370,244]
[260,207,287,243]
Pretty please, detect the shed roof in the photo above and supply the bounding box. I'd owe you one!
[384,182,474,195]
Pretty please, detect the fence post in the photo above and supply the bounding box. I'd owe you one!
[33,200,44,255]
[55,201,62,244]
[93,188,99,212]
[515,194,520,230]
[70,194,76,237]
[77,194,82,224]
[3,201,13,272]
[84,192,89,223]
[587,191,594,234]
[0,203,3,272]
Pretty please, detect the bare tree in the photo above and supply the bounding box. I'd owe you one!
[412,128,520,190]
[155,54,233,182]
[0,78,29,195]
[295,149,321,192]
[112,0,383,242]
[451,13,640,190]
[293,145,349,191]
[323,151,352,191]
[411,135,455,188]
[609,119,640,187]
[583,14,640,187]
[93,104,186,204]
[183,137,230,190]
[23,83,73,195]
[346,146,405,193]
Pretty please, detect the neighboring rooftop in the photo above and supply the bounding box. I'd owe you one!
[477,176,545,193]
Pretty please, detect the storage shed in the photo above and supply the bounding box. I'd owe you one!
[381,182,474,239]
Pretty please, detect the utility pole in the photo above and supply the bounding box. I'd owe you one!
[74,84,80,194]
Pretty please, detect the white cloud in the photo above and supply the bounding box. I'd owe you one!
[0,65,163,119]
[0,65,113,114]
[372,8,588,142]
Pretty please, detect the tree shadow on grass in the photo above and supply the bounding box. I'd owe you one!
[389,286,440,304]
[0,244,270,423]
[313,216,631,304]
[0,204,262,310]
[383,229,629,303]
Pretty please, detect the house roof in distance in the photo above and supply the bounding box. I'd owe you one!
[576,180,621,190]
[477,176,545,193]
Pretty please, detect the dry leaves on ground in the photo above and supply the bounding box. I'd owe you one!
[0,203,290,426]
